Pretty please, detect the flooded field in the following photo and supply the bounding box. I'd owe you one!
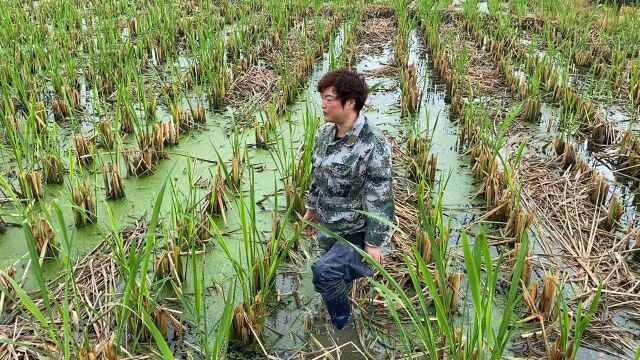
[0,0,639,359]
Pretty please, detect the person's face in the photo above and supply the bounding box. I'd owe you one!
[320,86,354,124]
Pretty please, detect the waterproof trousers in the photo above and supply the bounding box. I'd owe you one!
[311,232,373,330]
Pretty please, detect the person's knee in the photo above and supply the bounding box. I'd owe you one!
[311,260,329,285]
[312,256,341,288]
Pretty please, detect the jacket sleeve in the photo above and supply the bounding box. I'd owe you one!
[363,139,395,247]
[304,133,320,211]
[305,166,319,210]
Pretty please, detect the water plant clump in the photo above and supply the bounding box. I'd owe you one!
[408,138,437,184]
[71,180,97,227]
[102,162,125,200]
[123,147,155,176]
[168,161,213,250]
[191,104,207,124]
[589,171,609,205]
[17,170,44,200]
[73,134,94,167]
[254,107,279,148]
[203,167,228,225]
[603,194,623,231]
[98,119,115,149]
[52,98,69,121]
[28,212,58,257]
[154,239,184,284]
[401,64,421,117]
[212,166,299,345]
[539,274,559,320]
[271,106,318,215]
[118,105,135,134]
[0,0,635,358]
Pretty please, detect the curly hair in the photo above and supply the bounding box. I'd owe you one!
[317,69,369,114]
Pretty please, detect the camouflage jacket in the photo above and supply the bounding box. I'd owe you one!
[305,113,395,250]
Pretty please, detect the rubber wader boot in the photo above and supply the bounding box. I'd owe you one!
[324,295,351,330]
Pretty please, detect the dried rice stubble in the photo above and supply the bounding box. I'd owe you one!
[0,221,149,357]
[518,156,639,354]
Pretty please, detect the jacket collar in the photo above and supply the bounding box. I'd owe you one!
[331,112,366,147]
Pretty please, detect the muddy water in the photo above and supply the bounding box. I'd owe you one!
[1,10,634,360]
[0,17,345,360]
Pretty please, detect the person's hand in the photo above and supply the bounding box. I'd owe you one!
[364,244,384,264]
[302,209,318,236]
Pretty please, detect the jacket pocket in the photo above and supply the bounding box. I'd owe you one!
[327,162,356,197]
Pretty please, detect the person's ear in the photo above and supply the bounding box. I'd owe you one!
[345,99,355,111]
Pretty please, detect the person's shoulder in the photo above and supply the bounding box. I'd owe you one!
[313,123,334,148]
[317,123,334,137]
[361,120,391,152]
